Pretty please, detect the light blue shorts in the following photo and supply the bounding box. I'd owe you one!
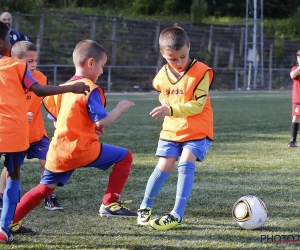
[155,137,212,162]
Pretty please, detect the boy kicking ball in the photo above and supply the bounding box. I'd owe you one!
[137,26,214,230]
[7,39,137,243]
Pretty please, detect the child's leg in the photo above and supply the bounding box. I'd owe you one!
[171,161,195,221]
[13,184,55,223]
[140,157,175,209]
[0,168,7,197]
[291,115,300,142]
[102,150,132,205]
[1,178,21,231]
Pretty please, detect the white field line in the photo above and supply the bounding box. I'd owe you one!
[106,91,290,101]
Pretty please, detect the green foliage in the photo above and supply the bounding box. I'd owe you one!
[288,7,300,38]
[161,0,180,15]
[191,0,207,25]
[129,0,161,15]
[0,0,44,12]
[273,31,285,60]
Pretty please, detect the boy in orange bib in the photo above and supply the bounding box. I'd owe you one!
[0,41,63,220]
[10,39,137,239]
[0,21,89,244]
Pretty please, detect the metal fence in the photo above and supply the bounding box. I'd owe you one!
[38,64,292,93]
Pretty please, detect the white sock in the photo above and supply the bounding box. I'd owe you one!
[170,211,181,222]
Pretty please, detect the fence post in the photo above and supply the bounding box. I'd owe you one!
[269,44,273,90]
[90,16,97,40]
[213,44,219,68]
[208,25,213,53]
[235,68,238,90]
[228,43,235,69]
[36,11,45,64]
[239,27,244,56]
[107,66,111,95]
[154,22,160,52]
[111,18,117,65]
[53,65,57,86]
[13,12,20,30]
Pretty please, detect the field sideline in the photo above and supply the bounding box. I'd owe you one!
[5,90,300,249]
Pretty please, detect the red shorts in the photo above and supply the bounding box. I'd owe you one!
[292,104,300,116]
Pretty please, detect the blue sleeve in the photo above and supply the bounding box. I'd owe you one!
[47,113,56,122]
[23,70,37,90]
[87,89,108,122]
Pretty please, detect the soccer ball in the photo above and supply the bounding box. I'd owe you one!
[232,195,267,230]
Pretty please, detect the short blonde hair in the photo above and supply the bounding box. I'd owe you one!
[73,40,106,66]
[11,41,37,59]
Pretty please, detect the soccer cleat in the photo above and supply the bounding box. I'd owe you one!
[45,196,64,211]
[99,200,137,218]
[11,221,34,234]
[150,214,181,230]
[288,140,298,147]
[137,208,152,225]
[0,227,13,244]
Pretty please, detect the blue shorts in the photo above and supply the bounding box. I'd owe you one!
[27,136,49,160]
[0,151,27,173]
[155,137,212,161]
[40,143,128,187]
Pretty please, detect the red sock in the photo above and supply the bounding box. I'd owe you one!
[102,150,132,205]
[13,184,54,223]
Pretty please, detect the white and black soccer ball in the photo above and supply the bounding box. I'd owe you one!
[232,195,267,230]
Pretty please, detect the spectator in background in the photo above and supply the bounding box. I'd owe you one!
[288,50,300,147]
[0,12,29,46]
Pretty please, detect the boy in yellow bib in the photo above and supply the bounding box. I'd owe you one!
[137,26,214,230]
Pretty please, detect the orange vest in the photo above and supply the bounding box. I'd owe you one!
[27,71,48,143]
[0,56,29,152]
[43,78,106,172]
[153,59,214,142]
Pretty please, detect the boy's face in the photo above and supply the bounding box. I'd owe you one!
[88,54,107,82]
[161,44,190,73]
[0,32,11,56]
[21,51,38,74]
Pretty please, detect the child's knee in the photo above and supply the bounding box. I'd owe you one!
[178,162,195,174]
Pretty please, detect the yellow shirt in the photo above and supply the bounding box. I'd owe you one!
[153,59,214,142]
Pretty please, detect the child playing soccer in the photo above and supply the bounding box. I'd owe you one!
[7,39,137,242]
[137,26,214,230]
[0,21,89,243]
[288,50,300,147]
[0,40,63,213]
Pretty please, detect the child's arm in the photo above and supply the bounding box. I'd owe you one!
[290,65,300,79]
[95,100,135,128]
[30,82,89,97]
[150,72,210,119]
[23,69,90,96]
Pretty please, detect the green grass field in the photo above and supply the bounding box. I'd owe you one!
[5,91,300,249]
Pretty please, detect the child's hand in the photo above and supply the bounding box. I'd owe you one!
[27,112,33,123]
[150,106,169,119]
[72,82,90,95]
[117,100,135,113]
[95,127,104,135]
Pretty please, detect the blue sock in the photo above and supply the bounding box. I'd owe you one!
[171,162,195,221]
[140,166,170,209]
[1,180,21,232]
